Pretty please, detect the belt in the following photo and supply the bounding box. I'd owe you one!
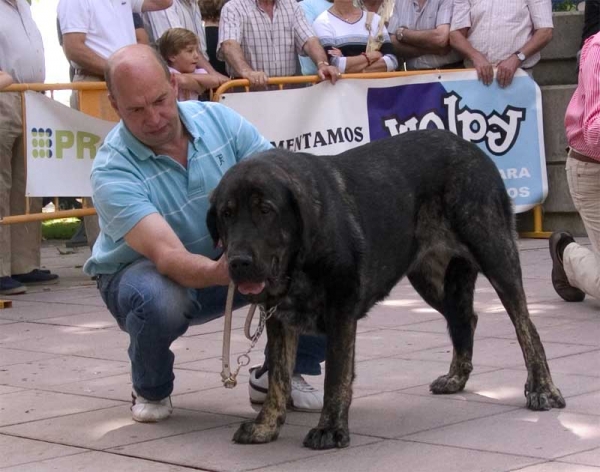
[74,69,104,80]
[568,148,600,164]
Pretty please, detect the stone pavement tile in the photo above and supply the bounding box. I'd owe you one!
[50,368,225,402]
[399,337,597,369]
[565,391,600,417]
[559,447,600,468]
[352,356,498,394]
[0,386,23,395]
[0,390,121,427]
[548,351,600,377]
[0,300,100,322]
[107,423,380,471]
[532,320,600,347]
[29,308,117,329]
[0,434,85,469]
[286,391,515,437]
[6,286,99,304]
[404,409,600,459]
[516,462,600,471]
[0,347,58,366]
[0,319,16,325]
[0,325,129,360]
[399,368,600,409]
[1,450,199,472]
[355,329,450,362]
[0,405,240,450]
[0,356,129,389]
[359,302,441,330]
[253,440,542,472]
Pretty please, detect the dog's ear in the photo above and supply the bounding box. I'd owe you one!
[286,174,322,260]
[206,198,220,247]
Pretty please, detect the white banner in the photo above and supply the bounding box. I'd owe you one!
[220,70,547,213]
[25,91,115,197]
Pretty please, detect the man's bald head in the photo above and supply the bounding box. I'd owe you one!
[105,44,171,99]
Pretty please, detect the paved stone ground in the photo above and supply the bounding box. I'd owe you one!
[0,239,599,471]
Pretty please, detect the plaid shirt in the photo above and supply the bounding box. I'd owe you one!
[218,0,315,77]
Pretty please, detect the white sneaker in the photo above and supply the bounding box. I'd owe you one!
[131,390,173,423]
[248,365,323,412]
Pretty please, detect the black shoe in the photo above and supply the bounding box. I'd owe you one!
[12,269,59,286]
[549,231,585,302]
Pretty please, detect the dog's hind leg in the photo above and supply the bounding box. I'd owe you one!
[478,244,565,410]
[233,315,298,444]
[304,318,357,450]
[426,256,479,394]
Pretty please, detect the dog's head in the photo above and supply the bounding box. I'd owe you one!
[207,150,319,303]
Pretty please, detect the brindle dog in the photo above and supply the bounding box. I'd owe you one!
[207,130,565,450]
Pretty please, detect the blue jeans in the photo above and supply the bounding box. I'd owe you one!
[97,258,325,401]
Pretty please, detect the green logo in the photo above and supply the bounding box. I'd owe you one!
[30,127,101,160]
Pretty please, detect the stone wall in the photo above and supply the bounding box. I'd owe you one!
[518,11,585,234]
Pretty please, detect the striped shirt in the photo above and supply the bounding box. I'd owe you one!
[83,101,272,276]
[451,0,553,69]
[313,11,398,72]
[217,0,315,77]
[388,0,461,70]
[565,32,600,162]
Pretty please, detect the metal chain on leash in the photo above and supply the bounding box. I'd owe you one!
[221,284,278,388]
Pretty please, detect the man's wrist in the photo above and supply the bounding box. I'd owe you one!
[395,27,405,42]
[515,51,526,63]
[317,60,329,69]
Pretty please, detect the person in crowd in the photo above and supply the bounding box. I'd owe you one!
[299,0,333,75]
[388,0,463,71]
[158,27,212,100]
[578,0,600,69]
[199,0,228,76]
[134,12,151,45]
[57,0,173,249]
[144,0,229,85]
[84,44,326,421]
[449,0,553,88]
[218,0,341,87]
[312,0,398,73]
[0,0,60,296]
[549,28,600,304]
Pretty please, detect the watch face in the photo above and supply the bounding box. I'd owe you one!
[517,52,526,61]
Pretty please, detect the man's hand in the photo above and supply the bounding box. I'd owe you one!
[318,64,341,84]
[471,51,494,86]
[496,54,520,88]
[241,69,269,87]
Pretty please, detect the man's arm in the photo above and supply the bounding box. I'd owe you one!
[141,0,173,12]
[449,27,494,85]
[62,33,107,76]
[302,37,341,83]
[125,213,230,288]
[496,27,553,88]
[219,39,269,86]
[0,71,14,90]
[391,24,451,58]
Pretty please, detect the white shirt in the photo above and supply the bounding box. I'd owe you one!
[0,0,45,83]
[143,0,208,58]
[58,0,145,62]
[450,0,553,69]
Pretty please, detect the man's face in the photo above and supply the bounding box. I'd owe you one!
[109,71,181,150]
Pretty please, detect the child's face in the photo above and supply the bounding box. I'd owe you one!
[169,44,200,73]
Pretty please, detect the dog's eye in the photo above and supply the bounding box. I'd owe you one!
[222,208,233,219]
[260,205,272,215]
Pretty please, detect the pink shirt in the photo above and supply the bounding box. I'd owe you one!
[565,32,600,162]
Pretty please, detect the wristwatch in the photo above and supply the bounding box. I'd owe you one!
[395,27,405,42]
[515,51,526,62]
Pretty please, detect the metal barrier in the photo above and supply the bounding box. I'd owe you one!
[0,74,549,238]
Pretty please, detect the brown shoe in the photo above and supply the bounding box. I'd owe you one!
[549,231,585,302]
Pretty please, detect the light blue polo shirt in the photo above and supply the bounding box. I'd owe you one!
[83,101,272,276]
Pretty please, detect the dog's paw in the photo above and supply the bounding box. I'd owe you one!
[233,420,280,444]
[429,374,467,394]
[303,426,350,450]
[525,385,566,411]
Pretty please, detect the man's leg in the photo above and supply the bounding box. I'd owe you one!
[562,158,600,299]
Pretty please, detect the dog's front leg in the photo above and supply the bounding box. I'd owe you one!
[233,315,298,444]
[304,318,357,450]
